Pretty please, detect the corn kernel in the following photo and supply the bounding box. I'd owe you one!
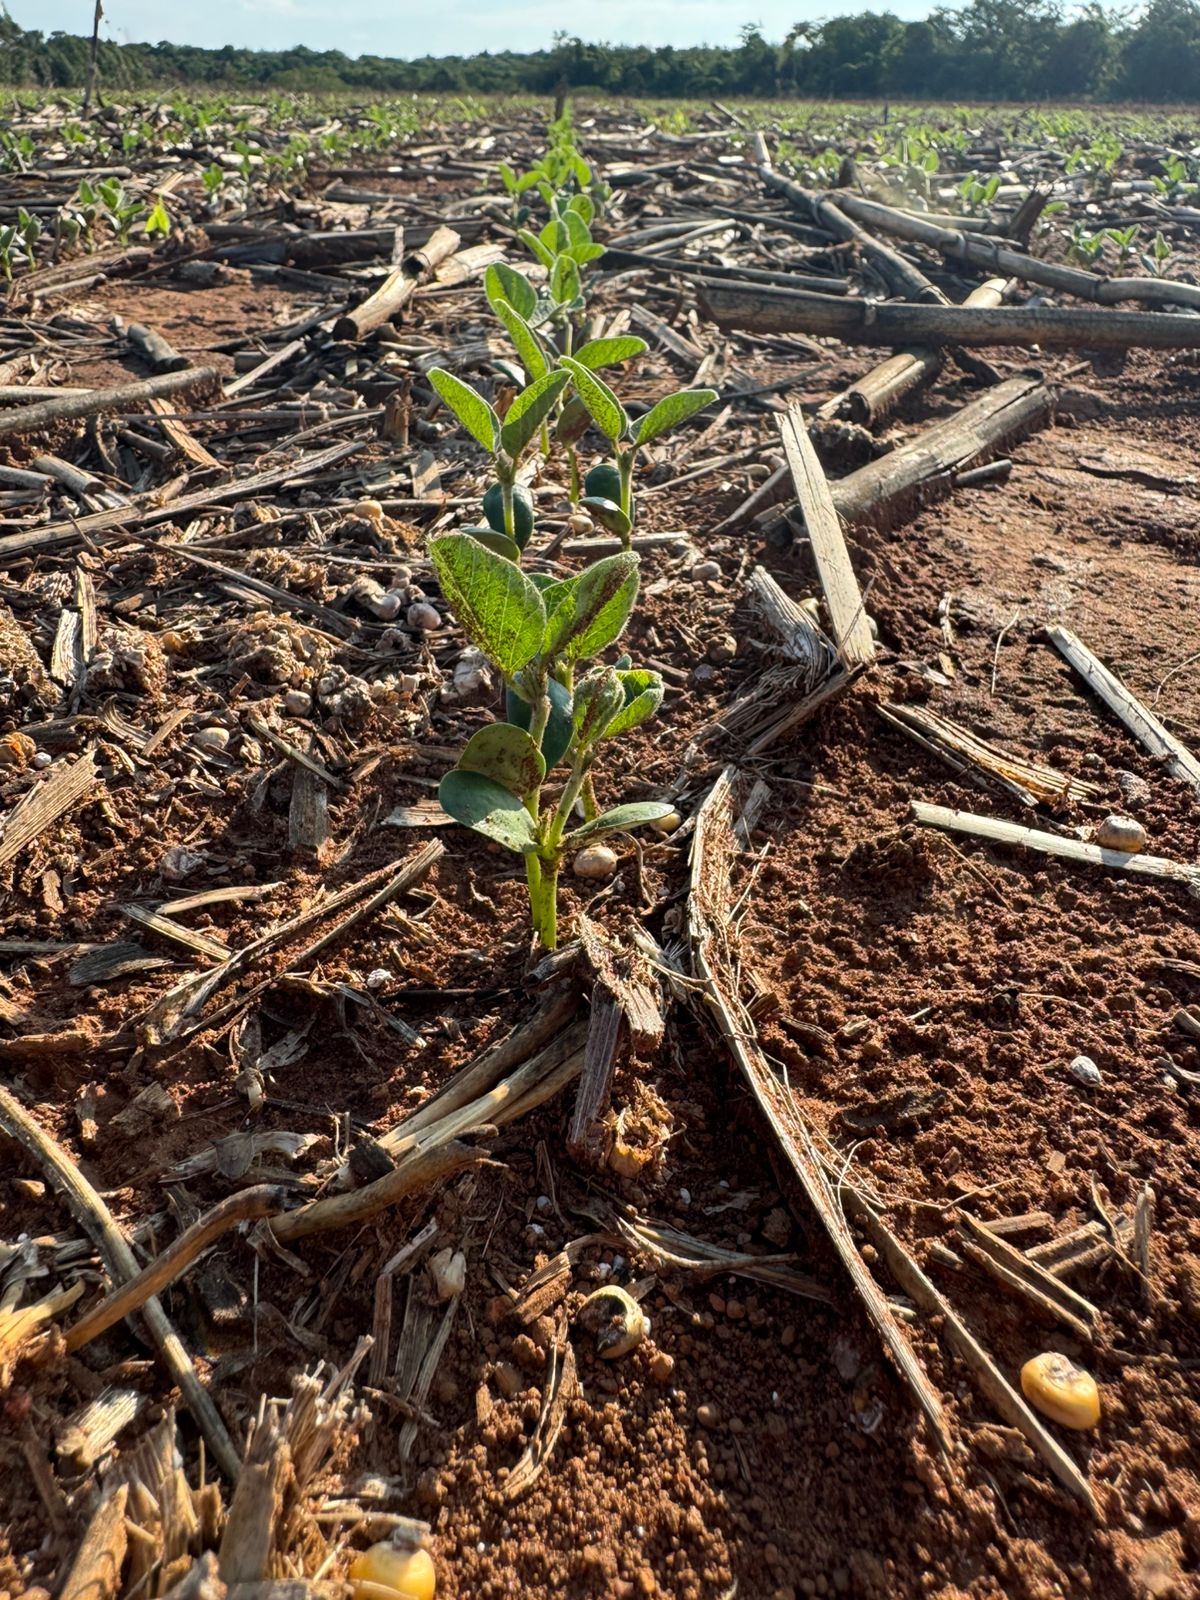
[349,1543,436,1600]
[1020,1352,1101,1430]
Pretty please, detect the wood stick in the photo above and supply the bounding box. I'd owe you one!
[0,752,98,872]
[66,1186,287,1353]
[1045,624,1200,795]
[127,322,190,373]
[776,404,875,670]
[0,1087,241,1481]
[58,1484,129,1600]
[688,768,953,1460]
[834,279,1009,427]
[797,375,1049,535]
[957,1212,1099,1340]
[751,132,946,306]
[332,224,460,341]
[599,245,851,296]
[911,801,1200,888]
[833,190,1200,314]
[848,1193,1099,1515]
[0,366,219,441]
[0,438,364,567]
[703,283,1200,351]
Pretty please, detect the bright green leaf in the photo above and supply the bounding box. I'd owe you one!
[500,369,570,461]
[430,533,545,676]
[572,336,648,371]
[492,295,548,382]
[564,800,675,848]
[428,368,499,454]
[518,228,556,270]
[541,551,639,664]
[485,261,537,320]
[558,357,627,444]
[439,769,538,855]
[603,668,664,738]
[550,252,581,305]
[634,387,716,447]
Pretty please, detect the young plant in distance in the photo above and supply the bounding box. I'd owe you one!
[558,360,717,544]
[430,534,669,950]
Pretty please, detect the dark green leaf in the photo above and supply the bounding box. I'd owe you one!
[578,496,632,539]
[463,526,522,563]
[634,387,716,447]
[573,336,648,371]
[430,533,545,676]
[558,357,626,444]
[564,801,675,848]
[506,678,573,769]
[428,368,499,454]
[555,394,591,445]
[500,369,570,461]
[541,551,639,664]
[439,769,538,855]
[457,723,545,797]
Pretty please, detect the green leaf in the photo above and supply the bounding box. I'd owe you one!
[485,261,537,320]
[430,533,546,676]
[564,801,675,848]
[438,770,538,856]
[540,217,568,254]
[518,228,555,270]
[457,723,545,797]
[578,497,632,539]
[542,551,639,664]
[492,295,548,382]
[572,336,648,371]
[500,369,570,461]
[555,394,591,446]
[562,209,591,252]
[571,667,626,748]
[550,252,581,305]
[568,193,595,225]
[603,669,664,739]
[634,387,716,447]
[568,241,606,266]
[506,678,574,769]
[428,368,499,454]
[558,357,627,444]
[498,161,518,193]
[463,526,522,563]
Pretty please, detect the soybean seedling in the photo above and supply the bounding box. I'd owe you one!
[483,260,648,506]
[429,533,670,950]
[557,359,717,545]
[427,363,571,561]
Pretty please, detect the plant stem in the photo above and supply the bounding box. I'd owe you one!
[567,444,580,504]
[618,448,635,548]
[500,478,515,541]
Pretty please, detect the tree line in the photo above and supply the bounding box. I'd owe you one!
[1,0,1198,104]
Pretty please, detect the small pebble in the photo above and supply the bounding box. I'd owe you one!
[1095,814,1147,853]
[650,1349,675,1383]
[1116,770,1152,805]
[283,689,312,717]
[493,1361,522,1399]
[368,590,403,621]
[691,560,721,582]
[194,726,230,754]
[573,843,618,880]
[32,750,53,769]
[407,601,441,632]
[428,1247,466,1301]
[1069,1054,1102,1088]
[696,1403,720,1429]
[707,633,738,665]
[366,968,391,989]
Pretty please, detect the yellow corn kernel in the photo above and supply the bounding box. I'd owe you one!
[1020,1352,1101,1430]
[349,1543,436,1600]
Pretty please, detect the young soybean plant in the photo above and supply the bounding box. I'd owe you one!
[559,359,717,545]
[426,362,571,561]
[430,534,670,950]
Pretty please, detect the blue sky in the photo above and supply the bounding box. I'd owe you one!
[22,1,948,58]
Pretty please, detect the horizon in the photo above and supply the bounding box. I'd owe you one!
[17,0,966,61]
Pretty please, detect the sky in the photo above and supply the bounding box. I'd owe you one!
[20,0,951,59]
